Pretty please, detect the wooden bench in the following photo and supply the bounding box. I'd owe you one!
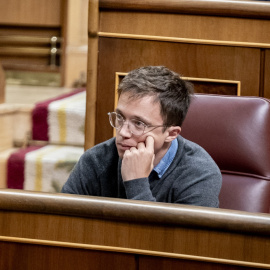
[0,189,270,269]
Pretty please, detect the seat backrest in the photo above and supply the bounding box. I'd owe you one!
[181,94,270,213]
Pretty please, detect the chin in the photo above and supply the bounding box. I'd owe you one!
[117,149,124,159]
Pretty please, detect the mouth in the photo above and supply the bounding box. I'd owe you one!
[117,143,133,151]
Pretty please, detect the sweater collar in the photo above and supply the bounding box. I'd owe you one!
[153,138,178,179]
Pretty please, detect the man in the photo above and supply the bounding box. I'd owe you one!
[61,66,222,207]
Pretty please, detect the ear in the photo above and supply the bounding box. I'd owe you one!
[164,126,181,142]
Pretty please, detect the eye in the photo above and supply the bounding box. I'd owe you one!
[116,114,123,121]
[131,119,146,129]
[115,113,124,124]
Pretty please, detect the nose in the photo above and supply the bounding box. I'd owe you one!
[118,122,132,138]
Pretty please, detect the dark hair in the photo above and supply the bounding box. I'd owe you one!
[118,66,194,127]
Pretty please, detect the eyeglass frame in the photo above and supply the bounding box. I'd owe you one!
[108,112,168,137]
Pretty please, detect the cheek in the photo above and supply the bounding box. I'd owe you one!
[136,137,146,144]
[153,140,162,152]
[152,135,167,151]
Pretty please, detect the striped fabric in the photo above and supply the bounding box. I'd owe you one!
[8,145,84,192]
[48,91,86,146]
[7,88,86,192]
[7,146,42,189]
[24,145,84,192]
[32,88,86,144]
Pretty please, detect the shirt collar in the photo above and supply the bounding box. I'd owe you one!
[153,138,178,178]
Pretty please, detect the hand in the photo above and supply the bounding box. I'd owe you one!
[121,136,155,181]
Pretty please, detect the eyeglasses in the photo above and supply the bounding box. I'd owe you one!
[108,112,167,137]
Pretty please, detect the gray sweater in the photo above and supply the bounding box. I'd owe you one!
[61,136,222,207]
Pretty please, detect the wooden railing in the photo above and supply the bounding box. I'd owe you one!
[99,0,270,19]
[0,189,270,269]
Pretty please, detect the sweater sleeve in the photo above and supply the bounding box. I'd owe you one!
[123,178,156,201]
[61,150,99,195]
[61,138,118,196]
[173,169,221,207]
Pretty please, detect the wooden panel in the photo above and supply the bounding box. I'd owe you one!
[189,80,240,96]
[0,0,62,26]
[0,27,60,38]
[139,256,260,270]
[0,190,270,269]
[64,0,88,87]
[99,11,270,45]
[265,50,270,99]
[116,73,241,96]
[85,0,99,149]
[95,37,260,144]
[0,242,136,270]
[0,107,15,151]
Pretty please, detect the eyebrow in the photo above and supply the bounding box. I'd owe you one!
[115,108,152,126]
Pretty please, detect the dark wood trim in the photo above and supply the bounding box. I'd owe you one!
[85,0,99,149]
[59,0,68,87]
[99,0,270,19]
[260,49,266,97]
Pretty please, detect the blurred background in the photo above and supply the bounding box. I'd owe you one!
[0,0,88,104]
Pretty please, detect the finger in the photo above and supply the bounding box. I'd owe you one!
[137,142,146,150]
[129,146,137,152]
[123,149,130,156]
[145,136,155,150]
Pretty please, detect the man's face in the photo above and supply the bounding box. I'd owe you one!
[115,92,172,163]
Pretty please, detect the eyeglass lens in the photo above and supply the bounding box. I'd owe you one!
[109,112,145,136]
